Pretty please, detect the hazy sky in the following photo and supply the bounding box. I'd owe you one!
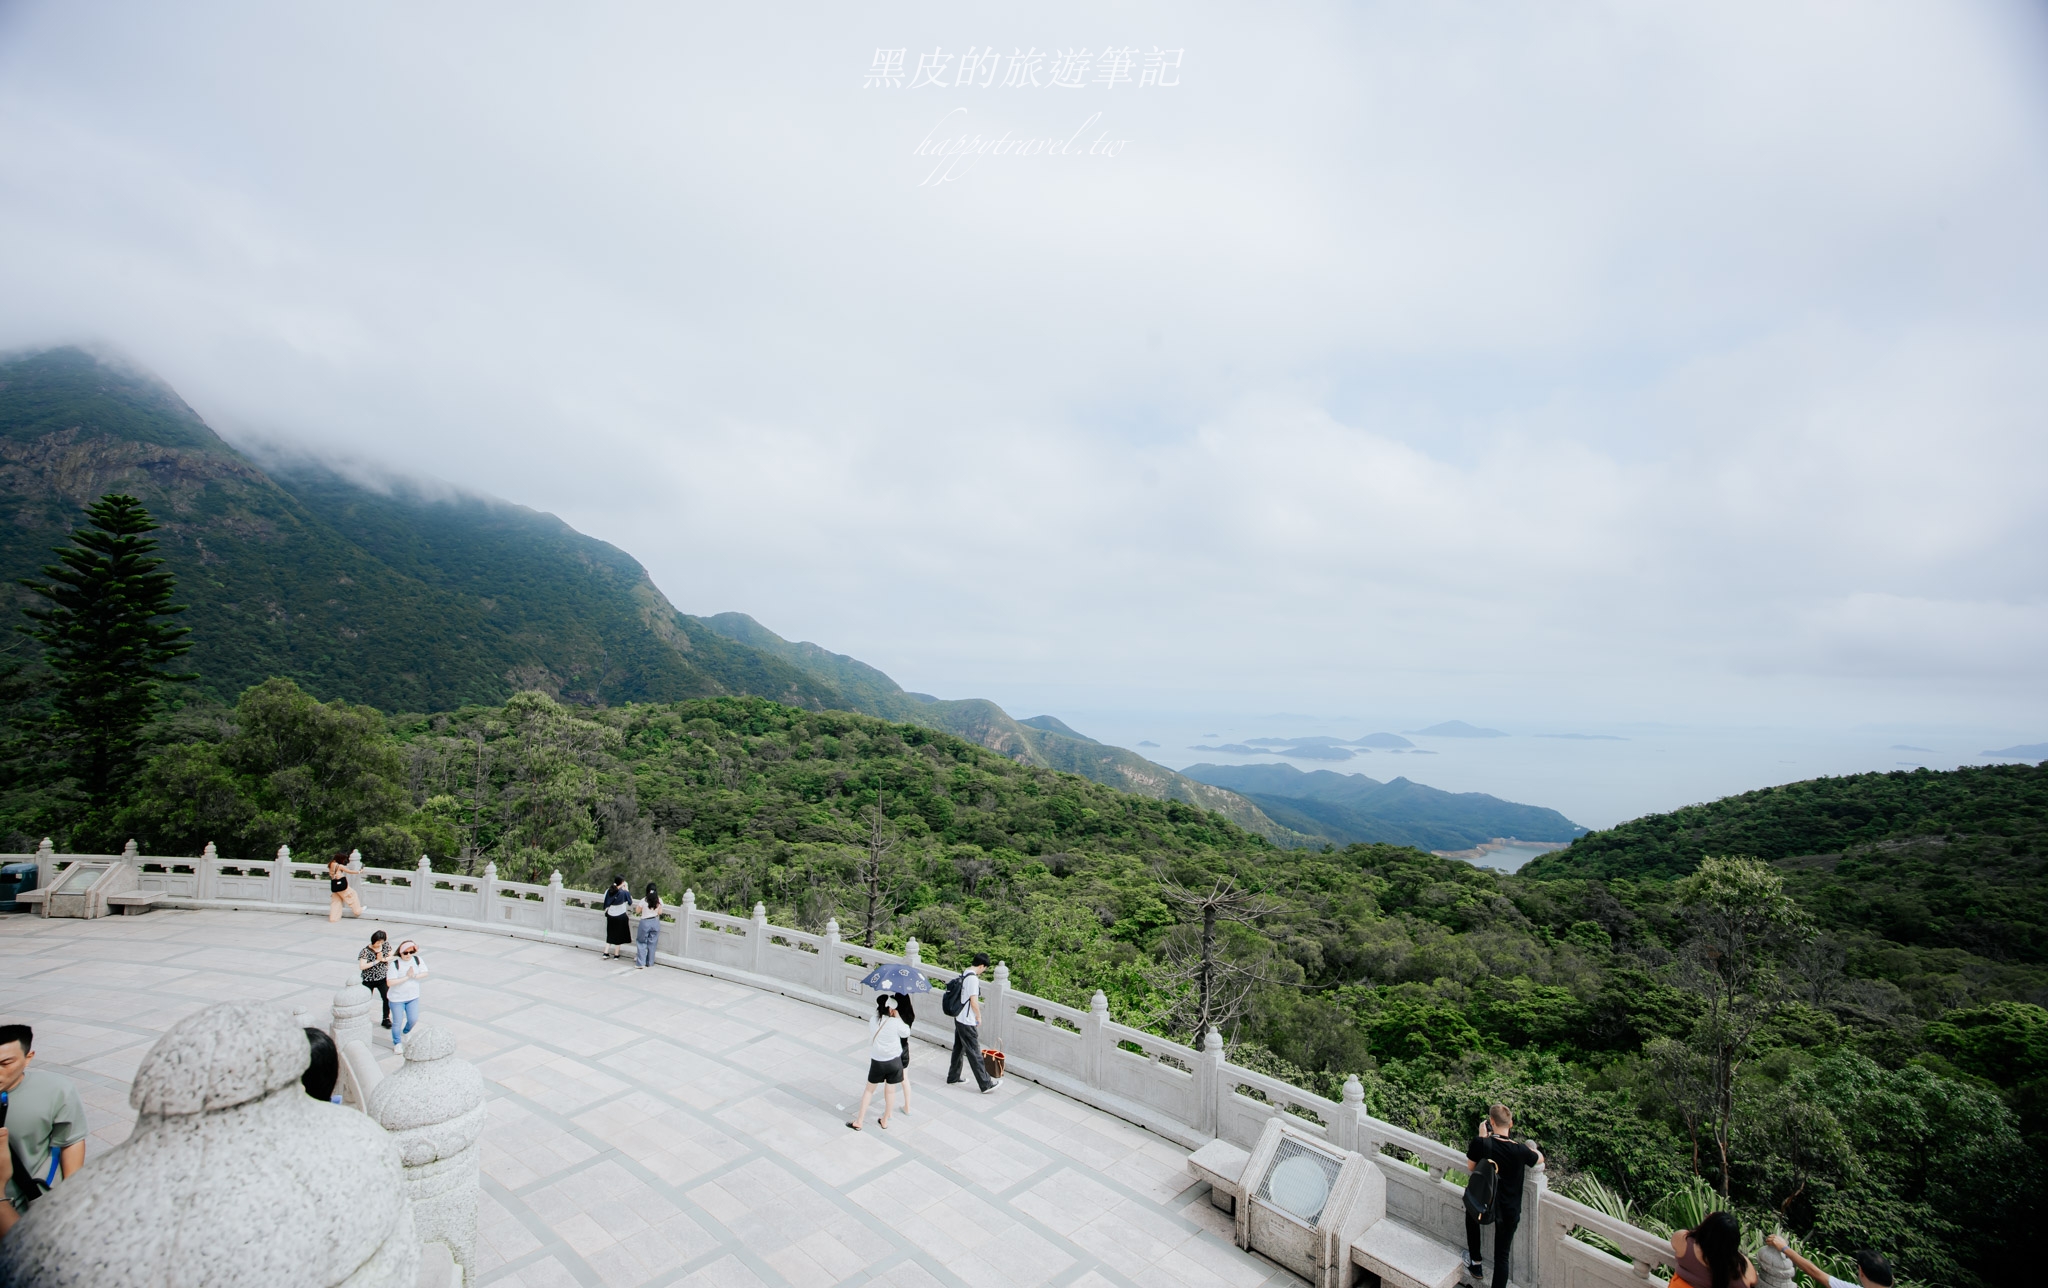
[3,0,2045,739]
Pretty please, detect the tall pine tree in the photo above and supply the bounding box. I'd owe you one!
[19,494,194,816]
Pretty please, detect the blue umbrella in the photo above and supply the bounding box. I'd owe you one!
[859,963,932,994]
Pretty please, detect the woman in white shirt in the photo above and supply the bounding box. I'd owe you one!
[386,940,429,1055]
[845,994,911,1131]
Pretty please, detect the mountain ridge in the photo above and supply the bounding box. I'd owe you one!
[1178,760,1585,852]
[0,345,1291,840]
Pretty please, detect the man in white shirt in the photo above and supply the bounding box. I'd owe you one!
[1763,1236,1894,1288]
[946,953,998,1093]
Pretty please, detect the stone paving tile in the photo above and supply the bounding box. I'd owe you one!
[525,1158,722,1280]
[0,909,1312,1288]
[484,1255,583,1288]
[491,1000,639,1058]
[479,1042,631,1110]
[572,1090,749,1187]
[477,1188,545,1274]
[481,1097,600,1190]
[603,1037,765,1109]
[669,1254,769,1288]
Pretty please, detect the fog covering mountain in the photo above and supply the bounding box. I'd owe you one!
[0,346,1281,838]
[1179,761,1586,853]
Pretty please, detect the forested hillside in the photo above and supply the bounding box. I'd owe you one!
[0,347,1284,835]
[69,678,2044,1287]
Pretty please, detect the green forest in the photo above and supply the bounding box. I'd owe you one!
[5,496,2044,1288]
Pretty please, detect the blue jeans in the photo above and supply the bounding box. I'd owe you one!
[391,997,419,1046]
[635,918,661,967]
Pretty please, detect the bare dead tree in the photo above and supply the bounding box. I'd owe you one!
[462,730,490,875]
[857,787,897,947]
[1160,877,1275,1043]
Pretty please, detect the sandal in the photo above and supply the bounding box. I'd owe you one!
[844,1121,861,1131]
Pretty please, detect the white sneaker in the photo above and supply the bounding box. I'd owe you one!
[392,1045,403,1057]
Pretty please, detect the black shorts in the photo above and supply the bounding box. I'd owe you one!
[866,1057,904,1085]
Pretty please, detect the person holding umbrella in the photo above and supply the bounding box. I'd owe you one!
[846,993,911,1131]
[851,962,930,1125]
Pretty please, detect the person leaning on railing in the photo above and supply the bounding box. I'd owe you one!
[1672,1212,1756,1288]
[1464,1103,1542,1288]
[1765,1234,1894,1288]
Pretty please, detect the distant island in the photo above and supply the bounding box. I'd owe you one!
[1405,720,1509,738]
[1535,733,1628,741]
[1983,742,2048,759]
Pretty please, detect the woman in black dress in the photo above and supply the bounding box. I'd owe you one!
[602,875,633,958]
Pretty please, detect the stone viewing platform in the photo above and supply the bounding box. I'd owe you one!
[2,844,1761,1288]
[1,908,1293,1288]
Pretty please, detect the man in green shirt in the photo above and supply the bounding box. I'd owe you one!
[0,1024,86,1233]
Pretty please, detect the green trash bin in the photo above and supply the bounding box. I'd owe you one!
[0,861,38,913]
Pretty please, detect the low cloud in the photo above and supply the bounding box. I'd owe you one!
[0,0,2043,728]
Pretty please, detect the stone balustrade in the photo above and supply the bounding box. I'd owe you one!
[11,843,1687,1288]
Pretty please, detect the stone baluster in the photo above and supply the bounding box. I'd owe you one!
[0,1003,422,1287]
[121,838,139,862]
[479,861,497,924]
[198,841,218,900]
[333,977,374,1052]
[273,843,293,903]
[821,918,841,994]
[1084,989,1110,1089]
[986,962,1009,1049]
[415,854,432,913]
[545,870,563,935]
[1518,1156,1548,1288]
[1196,1026,1224,1136]
[368,1024,487,1285]
[680,889,697,960]
[34,836,55,895]
[331,979,380,1109]
[1756,1240,1795,1288]
[1336,1075,1364,1153]
[751,901,768,973]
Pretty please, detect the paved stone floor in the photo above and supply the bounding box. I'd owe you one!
[1,908,1305,1288]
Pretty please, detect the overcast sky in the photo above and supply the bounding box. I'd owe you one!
[3,0,2045,741]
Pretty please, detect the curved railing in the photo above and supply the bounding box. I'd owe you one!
[12,841,1680,1288]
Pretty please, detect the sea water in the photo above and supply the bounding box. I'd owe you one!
[1040,713,2043,832]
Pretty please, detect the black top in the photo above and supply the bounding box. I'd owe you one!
[603,886,631,909]
[1466,1134,1542,1213]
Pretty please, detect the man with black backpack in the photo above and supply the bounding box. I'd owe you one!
[1463,1103,1542,1288]
[0,1024,86,1240]
[943,954,998,1093]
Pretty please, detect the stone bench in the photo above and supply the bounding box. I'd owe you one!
[13,889,48,910]
[1351,1217,1466,1288]
[106,890,168,915]
[1186,1138,1251,1213]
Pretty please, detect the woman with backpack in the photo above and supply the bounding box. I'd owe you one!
[1670,1211,1756,1288]
[386,939,430,1056]
[845,994,910,1131]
